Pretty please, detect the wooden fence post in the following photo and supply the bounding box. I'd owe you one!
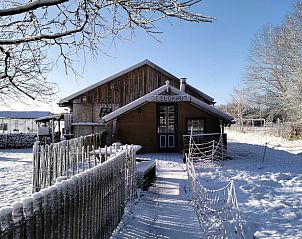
[55,181,64,238]
[22,198,34,239]
[12,202,25,239]
[0,207,14,239]
[40,189,50,239]
[48,187,58,239]
[33,141,41,193]
[32,193,43,239]
[71,175,80,239]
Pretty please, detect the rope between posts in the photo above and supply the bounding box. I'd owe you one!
[186,131,245,239]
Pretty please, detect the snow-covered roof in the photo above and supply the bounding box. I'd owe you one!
[0,111,51,119]
[35,113,65,122]
[102,81,234,123]
[71,122,104,126]
[58,59,214,105]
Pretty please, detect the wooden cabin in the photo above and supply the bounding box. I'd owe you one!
[59,60,234,153]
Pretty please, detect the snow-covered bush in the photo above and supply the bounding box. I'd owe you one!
[0,133,36,149]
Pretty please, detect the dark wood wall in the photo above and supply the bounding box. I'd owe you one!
[178,102,221,150]
[116,101,221,153]
[116,103,157,153]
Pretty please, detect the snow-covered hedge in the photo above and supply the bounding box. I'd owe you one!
[0,133,36,149]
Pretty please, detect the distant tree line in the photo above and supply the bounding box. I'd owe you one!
[221,1,302,138]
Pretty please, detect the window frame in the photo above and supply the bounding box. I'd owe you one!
[185,117,206,135]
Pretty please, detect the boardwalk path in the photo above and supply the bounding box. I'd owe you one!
[112,153,202,239]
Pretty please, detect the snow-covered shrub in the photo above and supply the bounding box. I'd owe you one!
[0,133,36,149]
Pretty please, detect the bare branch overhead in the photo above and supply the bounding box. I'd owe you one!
[0,0,213,105]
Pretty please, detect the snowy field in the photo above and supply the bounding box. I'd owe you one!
[0,148,33,208]
[197,129,302,238]
[0,130,302,238]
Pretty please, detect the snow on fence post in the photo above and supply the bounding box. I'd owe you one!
[81,146,85,172]
[33,141,40,193]
[105,145,108,162]
[40,188,51,239]
[92,145,97,166]
[0,207,14,239]
[32,192,43,238]
[70,176,80,239]
[12,202,25,238]
[22,198,34,239]
[50,186,59,239]
[87,145,91,169]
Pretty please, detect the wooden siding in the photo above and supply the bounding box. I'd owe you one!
[116,103,157,153]
[178,102,221,150]
[73,65,177,107]
[115,102,221,153]
[71,64,211,124]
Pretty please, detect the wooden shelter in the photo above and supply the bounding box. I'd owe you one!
[59,59,234,152]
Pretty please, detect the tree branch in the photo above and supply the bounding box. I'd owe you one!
[0,0,69,17]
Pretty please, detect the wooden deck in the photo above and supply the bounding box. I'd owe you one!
[112,153,202,239]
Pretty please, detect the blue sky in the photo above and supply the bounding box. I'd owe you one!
[6,0,297,112]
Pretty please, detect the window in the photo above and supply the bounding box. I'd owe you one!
[99,106,112,118]
[0,123,8,131]
[186,118,205,135]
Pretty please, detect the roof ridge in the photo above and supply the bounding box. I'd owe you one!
[58,59,214,105]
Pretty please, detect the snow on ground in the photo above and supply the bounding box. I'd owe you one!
[196,129,302,239]
[112,153,202,239]
[0,148,33,208]
[1,130,302,238]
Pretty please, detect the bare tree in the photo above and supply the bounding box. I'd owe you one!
[224,83,248,132]
[0,0,213,105]
[243,1,302,137]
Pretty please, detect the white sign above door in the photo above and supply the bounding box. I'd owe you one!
[147,95,191,102]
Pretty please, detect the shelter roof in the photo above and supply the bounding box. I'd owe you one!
[102,81,234,124]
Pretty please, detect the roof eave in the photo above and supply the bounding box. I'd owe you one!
[103,83,233,123]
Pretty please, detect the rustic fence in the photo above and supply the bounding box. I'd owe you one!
[32,133,106,192]
[0,147,138,239]
[186,132,245,238]
[183,133,227,160]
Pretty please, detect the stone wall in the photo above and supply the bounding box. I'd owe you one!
[0,133,36,149]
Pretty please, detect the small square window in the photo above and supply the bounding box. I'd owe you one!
[186,119,205,135]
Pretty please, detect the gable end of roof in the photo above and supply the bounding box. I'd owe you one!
[58,59,214,105]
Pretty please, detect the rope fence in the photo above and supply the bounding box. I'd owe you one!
[186,132,245,238]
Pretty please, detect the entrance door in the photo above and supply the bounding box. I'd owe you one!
[156,103,178,152]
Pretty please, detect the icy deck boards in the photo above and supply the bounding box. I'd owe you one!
[112,153,202,239]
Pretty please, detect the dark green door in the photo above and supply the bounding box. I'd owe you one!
[156,103,178,152]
